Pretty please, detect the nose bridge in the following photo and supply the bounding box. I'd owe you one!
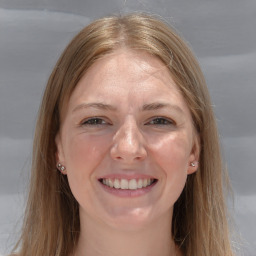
[111,116,146,161]
[122,116,139,143]
[116,116,141,148]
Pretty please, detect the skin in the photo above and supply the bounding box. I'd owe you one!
[56,49,200,256]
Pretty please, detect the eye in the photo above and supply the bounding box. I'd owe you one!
[146,117,174,126]
[81,117,108,126]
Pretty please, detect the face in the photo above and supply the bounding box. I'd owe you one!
[56,50,199,231]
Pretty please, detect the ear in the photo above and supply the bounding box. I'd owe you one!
[187,134,200,175]
[55,133,67,174]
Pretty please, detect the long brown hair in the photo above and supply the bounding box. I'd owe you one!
[12,13,234,256]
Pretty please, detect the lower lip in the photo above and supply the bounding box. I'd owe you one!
[99,180,158,198]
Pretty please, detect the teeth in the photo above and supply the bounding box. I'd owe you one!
[120,179,129,189]
[102,178,155,190]
[129,179,137,190]
[137,179,143,188]
[114,179,120,189]
[109,179,114,188]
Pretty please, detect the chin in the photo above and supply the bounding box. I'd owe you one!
[101,205,160,231]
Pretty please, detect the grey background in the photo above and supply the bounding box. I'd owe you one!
[0,0,255,255]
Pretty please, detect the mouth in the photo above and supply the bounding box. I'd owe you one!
[98,178,158,190]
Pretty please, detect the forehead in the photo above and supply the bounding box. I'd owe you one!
[67,49,190,114]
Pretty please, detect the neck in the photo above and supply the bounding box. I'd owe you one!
[74,210,179,256]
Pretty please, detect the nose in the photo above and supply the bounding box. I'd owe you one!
[110,117,147,163]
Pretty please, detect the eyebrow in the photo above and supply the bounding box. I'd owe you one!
[72,102,117,113]
[141,102,184,114]
[72,102,184,114]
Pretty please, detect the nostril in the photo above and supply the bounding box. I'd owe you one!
[110,142,147,162]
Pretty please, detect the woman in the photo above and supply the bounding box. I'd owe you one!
[12,13,234,256]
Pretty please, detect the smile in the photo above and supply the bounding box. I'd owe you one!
[99,178,157,190]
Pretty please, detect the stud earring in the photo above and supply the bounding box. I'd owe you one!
[190,162,197,167]
[57,163,66,172]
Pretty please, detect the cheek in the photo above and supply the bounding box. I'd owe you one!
[149,134,190,197]
[64,133,110,183]
[150,133,191,171]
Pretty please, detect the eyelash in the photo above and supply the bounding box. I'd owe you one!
[146,117,175,126]
[81,117,109,126]
[80,117,175,127]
